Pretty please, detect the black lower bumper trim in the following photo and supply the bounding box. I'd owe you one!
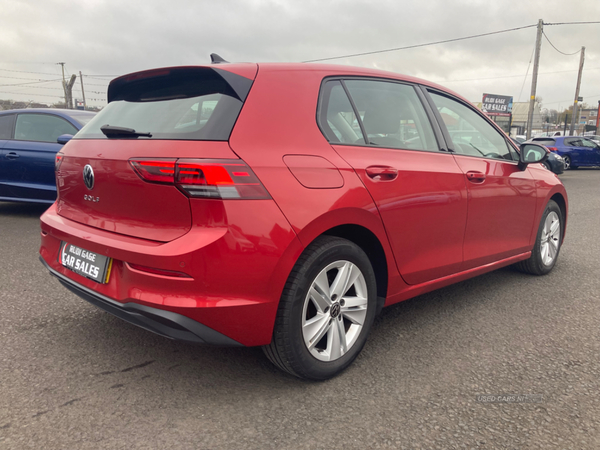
[40,257,243,347]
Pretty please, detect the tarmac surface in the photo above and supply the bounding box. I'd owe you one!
[1,169,599,449]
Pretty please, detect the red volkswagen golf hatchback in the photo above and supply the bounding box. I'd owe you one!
[40,61,567,380]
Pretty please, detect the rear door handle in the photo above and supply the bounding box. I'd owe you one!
[466,171,486,183]
[366,166,398,181]
[6,152,20,160]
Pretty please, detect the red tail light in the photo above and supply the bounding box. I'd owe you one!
[547,147,558,152]
[130,159,176,183]
[129,158,270,199]
[55,153,64,172]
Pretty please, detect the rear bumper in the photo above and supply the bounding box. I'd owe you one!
[39,201,304,346]
[41,257,243,346]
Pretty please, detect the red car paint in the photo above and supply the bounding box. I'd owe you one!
[40,62,567,348]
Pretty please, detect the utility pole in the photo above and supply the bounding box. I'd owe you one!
[526,19,543,140]
[58,62,67,107]
[65,74,77,109]
[79,71,87,110]
[569,46,585,136]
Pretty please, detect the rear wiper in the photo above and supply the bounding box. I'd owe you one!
[100,124,152,138]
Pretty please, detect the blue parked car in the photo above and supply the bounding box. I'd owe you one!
[0,108,96,204]
[530,136,600,170]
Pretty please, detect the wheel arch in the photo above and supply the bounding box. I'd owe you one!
[322,224,389,301]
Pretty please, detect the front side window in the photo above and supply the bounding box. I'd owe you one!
[429,92,516,161]
[581,138,599,149]
[15,114,77,143]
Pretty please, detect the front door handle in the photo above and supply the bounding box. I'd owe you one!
[466,171,486,183]
[366,166,398,181]
[5,152,20,160]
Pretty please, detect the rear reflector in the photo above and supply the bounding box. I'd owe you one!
[126,262,192,279]
[129,158,270,200]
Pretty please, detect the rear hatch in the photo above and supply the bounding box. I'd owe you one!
[56,65,257,242]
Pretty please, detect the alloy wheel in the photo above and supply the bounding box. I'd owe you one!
[302,260,368,362]
[540,211,560,266]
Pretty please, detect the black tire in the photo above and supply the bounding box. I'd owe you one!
[263,236,377,380]
[542,161,552,171]
[514,200,563,275]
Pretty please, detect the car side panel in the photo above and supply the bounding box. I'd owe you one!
[2,139,59,201]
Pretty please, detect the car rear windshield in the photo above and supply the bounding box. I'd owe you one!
[532,138,555,146]
[75,67,252,141]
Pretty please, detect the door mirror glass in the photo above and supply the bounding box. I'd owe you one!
[519,143,548,168]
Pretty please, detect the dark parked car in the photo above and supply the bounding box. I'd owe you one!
[0,108,96,203]
[530,136,600,170]
[40,63,567,380]
[512,138,564,174]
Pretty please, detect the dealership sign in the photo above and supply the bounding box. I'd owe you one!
[482,93,513,117]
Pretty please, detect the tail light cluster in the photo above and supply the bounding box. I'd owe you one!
[55,153,64,171]
[129,158,271,200]
[547,147,558,152]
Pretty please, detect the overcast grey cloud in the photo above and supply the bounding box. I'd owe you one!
[1,0,599,111]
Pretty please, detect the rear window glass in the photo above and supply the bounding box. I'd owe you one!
[76,68,251,141]
[531,138,555,146]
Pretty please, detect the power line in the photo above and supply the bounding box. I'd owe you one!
[0,78,62,87]
[302,24,538,62]
[518,45,536,102]
[544,21,600,26]
[542,31,580,56]
[431,67,600,84]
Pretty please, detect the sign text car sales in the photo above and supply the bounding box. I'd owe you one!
[482,93,513,117]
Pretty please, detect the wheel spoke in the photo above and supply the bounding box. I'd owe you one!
[341,295,368,309]
[541,242,549,264]
[547,240,557,260]
[313,270,331,302]
[341,307,367,326]
[328,319,346,360]
[330,262,360,299]
[309,286,331,313]
[549,219,560,236]
[303,314,331,349]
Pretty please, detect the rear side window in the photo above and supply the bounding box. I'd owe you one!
[76,67,252,141]
[318,78,439,151]
[0,114,15,139]
[318,80,365,144]
[15,114,77,143]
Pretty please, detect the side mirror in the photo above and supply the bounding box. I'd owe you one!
[518,143,549,170]
[57,134,74,145]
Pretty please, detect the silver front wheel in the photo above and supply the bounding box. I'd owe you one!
[302,261,368,362]
[540,211,560,266]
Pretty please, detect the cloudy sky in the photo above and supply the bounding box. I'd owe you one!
[1,0,599,112]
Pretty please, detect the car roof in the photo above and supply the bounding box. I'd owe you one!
[0,108,96,118]
[112,62,469,105]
